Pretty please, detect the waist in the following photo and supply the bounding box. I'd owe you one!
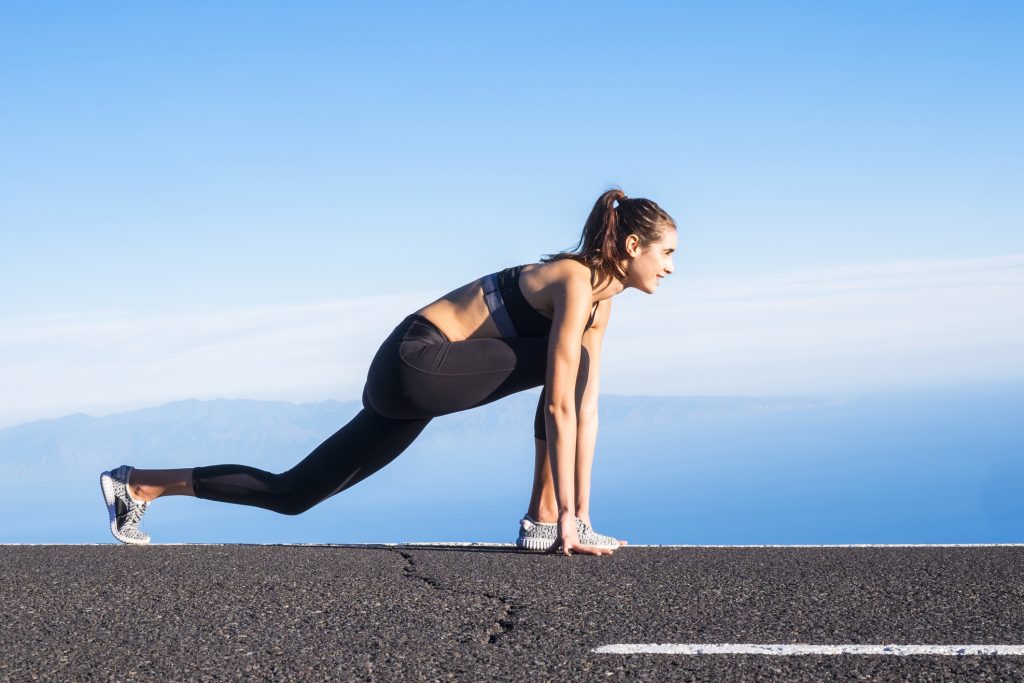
[384,314,450,346]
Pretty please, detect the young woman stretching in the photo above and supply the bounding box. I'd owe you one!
[100,188,677,556]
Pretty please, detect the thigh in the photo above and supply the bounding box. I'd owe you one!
[370,334,549,419]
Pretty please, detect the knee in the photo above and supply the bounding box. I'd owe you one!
[268,475,319,516]
[363,385,418,420]
[276,501,314,516]
[363,382,403,420]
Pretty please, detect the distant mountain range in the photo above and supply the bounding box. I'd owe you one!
[0,393,839,475]
[4,385,1021,544]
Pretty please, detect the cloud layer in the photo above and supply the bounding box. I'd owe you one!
[2,254,1021,428]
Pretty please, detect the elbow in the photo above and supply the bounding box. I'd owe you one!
[545,402,576,422]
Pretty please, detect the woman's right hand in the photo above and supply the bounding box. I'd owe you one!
[554,512,615,556]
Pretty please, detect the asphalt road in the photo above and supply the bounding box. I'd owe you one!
[2,544,1022,681]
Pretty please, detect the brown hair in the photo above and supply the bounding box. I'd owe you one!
[541,187,676,285]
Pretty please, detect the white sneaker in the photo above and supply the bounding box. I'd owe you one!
[575,519,621,550]
[100,465,151,545]
[516,515,622,551]
[515,514,559,551]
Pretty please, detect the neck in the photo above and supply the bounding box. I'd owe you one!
[592,265,628,299]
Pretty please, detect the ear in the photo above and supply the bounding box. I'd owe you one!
[624,234,642,257]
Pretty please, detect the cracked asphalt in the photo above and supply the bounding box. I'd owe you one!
[2,544,1023,681]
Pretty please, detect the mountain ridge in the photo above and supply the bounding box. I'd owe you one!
[0,393,840,475]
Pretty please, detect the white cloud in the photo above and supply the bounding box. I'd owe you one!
[1,255,1022,428]
[601,253,1024,395]
[0,293,424,428]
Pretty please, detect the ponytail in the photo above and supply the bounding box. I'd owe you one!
[541,187,676,285]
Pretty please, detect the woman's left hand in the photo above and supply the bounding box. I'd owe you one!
[552,512,616,556]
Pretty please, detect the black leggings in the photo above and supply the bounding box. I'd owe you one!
[191,314,552,515]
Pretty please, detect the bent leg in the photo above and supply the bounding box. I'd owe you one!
[191,408,430,515]
[526,436,558,523]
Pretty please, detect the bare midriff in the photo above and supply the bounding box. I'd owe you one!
[414,263,554,342]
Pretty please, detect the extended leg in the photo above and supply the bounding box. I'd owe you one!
[128,468,194,502]
[134,409,430,515]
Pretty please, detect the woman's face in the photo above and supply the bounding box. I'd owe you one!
[624,227,677,294]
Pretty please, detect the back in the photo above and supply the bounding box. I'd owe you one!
[491,265,597,338]
[413,260,598,342]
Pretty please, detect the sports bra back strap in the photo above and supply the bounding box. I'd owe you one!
[481,272,519,338]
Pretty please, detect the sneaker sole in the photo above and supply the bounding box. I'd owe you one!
[516,536,619,551]
[516,535,557,552]
[99,471,150,546]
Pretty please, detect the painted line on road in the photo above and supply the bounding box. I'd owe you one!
[593,644,1024,656]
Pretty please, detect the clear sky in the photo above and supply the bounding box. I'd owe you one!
[1,1,1022,427]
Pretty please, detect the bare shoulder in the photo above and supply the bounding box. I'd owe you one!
[525,258,592,290]
[547,260,612,331]
[533,260,595,330]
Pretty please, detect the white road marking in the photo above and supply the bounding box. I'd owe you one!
[593,644,1024,656]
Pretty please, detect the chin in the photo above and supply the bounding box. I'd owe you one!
[627,277,658,294]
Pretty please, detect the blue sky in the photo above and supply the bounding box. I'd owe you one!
[1,2,1022,426]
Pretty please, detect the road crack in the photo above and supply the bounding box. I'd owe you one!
[390,548,520,646]
[482,592,516,644]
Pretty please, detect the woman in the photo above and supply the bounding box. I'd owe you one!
[100,188,677,556]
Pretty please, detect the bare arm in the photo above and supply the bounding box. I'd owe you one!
[544,270,612,555]
[574,299,608,512]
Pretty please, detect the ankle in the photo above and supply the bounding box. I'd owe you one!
[126,473,154,504]
[527,508,559,525]
[128,485,151,504]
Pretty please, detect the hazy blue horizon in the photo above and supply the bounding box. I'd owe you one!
[3,381,1020,545]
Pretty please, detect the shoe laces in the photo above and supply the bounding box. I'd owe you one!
[577,518,616,544]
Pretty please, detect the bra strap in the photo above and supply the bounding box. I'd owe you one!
[482,272,519,338]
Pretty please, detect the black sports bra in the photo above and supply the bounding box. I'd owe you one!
[489,264,599,338]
